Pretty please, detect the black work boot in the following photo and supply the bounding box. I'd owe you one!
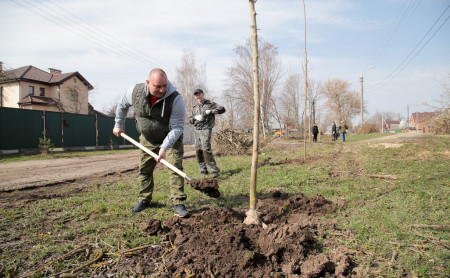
[174,204,190,218]
[131,200,151,213]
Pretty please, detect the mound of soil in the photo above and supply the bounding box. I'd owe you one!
[105,192,356,277]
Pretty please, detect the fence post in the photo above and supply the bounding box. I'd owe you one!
[42,110,46,134]
[95,114,98,146]
[60,112,64,148]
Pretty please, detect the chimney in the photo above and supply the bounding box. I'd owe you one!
[0,61,3,73]
[48,68,62,74]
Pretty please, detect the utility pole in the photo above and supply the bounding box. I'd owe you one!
[360,74,364,129]
[360,66,374,131]
[407,105,410,130]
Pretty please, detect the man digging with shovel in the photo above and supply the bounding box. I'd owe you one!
[113,68,190,217]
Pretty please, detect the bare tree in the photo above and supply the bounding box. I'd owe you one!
[0,62,13,105]
[424,73,450,134]
[259,41,283,134]
[308,79,321,126]
[319,78,360,124]
[269,94,284,137]
[278,73,304,131]
[225,38,282,132]
[103,96,134,118]
[104,102,118,117]
[306,79,321,143]
[222,88,252,130]
[175,49,208,119]
[367,111,398,131]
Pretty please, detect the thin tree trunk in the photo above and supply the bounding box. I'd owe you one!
[249,0,260,211]
[244,0,266,228]
[303,0,308,160]
[308,101,311,144]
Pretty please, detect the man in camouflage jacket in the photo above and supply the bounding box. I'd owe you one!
[188,89,225,178]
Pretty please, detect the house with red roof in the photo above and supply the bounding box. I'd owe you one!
[410,112,436,133]
[0,62,93,115]
[385,120,400,131]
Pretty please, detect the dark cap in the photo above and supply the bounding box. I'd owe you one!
[194,89,204,95]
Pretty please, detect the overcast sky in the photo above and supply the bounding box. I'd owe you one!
[1,0,449,123]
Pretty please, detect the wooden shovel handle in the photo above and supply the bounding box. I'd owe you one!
[120,133,192,182]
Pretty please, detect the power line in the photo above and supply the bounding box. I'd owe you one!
[38,0,170,71]
[371,0,422,63]
[10,0,172,75]
[369,3,450,91]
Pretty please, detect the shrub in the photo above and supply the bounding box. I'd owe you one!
[38,130,54,154]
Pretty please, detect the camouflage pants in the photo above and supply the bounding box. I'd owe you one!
[138,136,186,205]
[194,129,219,174]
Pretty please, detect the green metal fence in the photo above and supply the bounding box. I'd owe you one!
[0,107,139,151]
[0,108,43,149]
[62,113,96,147]
[46,111,62,148]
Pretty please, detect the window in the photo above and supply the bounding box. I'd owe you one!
[29,86,34,95]
[73,78,77,84]
[70,90,78,101]
[40,87,45,96]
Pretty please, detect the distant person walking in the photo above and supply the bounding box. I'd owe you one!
[312,123,319,142]
[189,89,225,178]
[331,121,337,141]
[338,121,348,142]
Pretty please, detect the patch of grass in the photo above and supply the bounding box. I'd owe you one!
[0,134,448,277]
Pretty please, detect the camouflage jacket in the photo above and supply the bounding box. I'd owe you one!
[189,99,225,130]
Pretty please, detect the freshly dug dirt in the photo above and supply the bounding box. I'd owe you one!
[106,192,356,277]
[189,178,221,198]
[1,133,430,277]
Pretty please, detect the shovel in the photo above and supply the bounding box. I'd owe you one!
[120,133,220,198]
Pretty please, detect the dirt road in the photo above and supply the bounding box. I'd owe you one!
[361,130,425,143]
[0,150,141,192]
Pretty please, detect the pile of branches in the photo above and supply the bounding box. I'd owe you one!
[212,128,255,156]
[360,124,378,134]
[428,109,450,134]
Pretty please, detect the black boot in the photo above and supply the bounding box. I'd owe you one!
[174,204,190,218]
[131,200,151,213]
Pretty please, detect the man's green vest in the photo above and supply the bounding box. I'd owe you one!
[132,83,180,144]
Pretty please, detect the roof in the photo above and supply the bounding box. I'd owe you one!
[385,120,400,125]
[18,95,62,107]
[88,103,108,117]
[411,112,435,123]
[0,65,94,90]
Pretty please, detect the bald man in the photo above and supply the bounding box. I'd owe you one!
[113,69,189,217]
